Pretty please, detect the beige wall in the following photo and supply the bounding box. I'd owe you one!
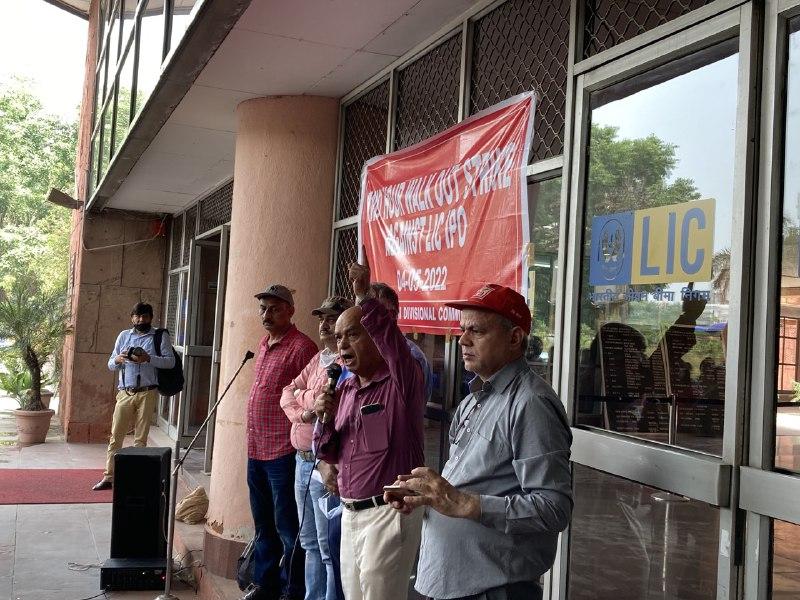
[204,96,339,559]
[60,210,166,442]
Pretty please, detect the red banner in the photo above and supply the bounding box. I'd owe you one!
[359,93,536,334]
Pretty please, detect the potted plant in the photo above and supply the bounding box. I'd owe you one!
[0,275,70,445]
[0,361,54,409]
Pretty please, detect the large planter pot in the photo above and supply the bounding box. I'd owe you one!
[40,390,54,409]
[14,409,55,446]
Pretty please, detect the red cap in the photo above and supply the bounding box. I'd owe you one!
[445,284,531,334]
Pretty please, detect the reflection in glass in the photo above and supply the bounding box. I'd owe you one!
[773,519,800,598]
[136,0,166,117]
[188,355,211,431]
[106,6,120,76]
[120,0,137,50]
[575,43,738,456]
[776,19,800,473]
[406,333,448,470]
[113,46,135,158]
[94,55,106,130]
[527,177,561,385]
[89,131,100,197]
[169,0,200,56]
[568,465,718,599]
[99,106,112,183]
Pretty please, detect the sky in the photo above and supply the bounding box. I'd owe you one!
[0,1,88,121]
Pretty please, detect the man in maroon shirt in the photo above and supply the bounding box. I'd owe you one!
[243,284,318,600]
[313,258,424,600]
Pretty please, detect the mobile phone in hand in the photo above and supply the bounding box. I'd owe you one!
[383,485,420,498]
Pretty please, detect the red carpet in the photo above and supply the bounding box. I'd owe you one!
[0,469,112,504]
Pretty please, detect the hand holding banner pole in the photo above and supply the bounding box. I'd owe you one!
[155,350,255,600]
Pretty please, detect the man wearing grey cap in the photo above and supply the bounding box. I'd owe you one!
[280,296,352,600]
[243,285,318,600]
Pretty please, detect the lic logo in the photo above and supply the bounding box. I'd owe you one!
[598,218,626,281]
[588,199,715,287]
[589,212,634,286]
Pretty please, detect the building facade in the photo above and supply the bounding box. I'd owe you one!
[58,0,800,597]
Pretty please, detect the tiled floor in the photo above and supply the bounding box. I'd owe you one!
[0,396,198,600]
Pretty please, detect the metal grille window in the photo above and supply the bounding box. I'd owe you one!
[169,215,182,269]
[166,273,179,332]
[182,206,196,267]
[199,181,233,233]
[470,0,569,161]
[339,82,390,220]
[583,0,714,58]
[333,227,358,298]
[394,34,462,151]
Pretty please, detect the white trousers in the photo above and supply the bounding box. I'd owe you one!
[340,502,423,600]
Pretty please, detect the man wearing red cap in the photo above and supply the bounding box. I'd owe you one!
[385,284,572,600]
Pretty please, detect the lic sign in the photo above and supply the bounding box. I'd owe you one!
[589,198,715,286]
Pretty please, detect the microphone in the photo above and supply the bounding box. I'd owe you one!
[321,363,343,423]
[244,350,255,362]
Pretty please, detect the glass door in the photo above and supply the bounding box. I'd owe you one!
[741,2,800,598]
[558,6,757,599]
[179,225,229,469]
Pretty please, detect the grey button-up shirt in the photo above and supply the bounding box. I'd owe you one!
[415,357,573,599]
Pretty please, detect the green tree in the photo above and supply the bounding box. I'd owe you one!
[586,124,701,218]
[0,78,77,293]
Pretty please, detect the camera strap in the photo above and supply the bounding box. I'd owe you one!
[120,330,141,394]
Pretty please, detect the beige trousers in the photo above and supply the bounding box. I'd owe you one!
[340,502,423,600]
[103,388,158,480]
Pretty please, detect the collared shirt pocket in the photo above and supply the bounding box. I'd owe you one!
[360,407,389,454]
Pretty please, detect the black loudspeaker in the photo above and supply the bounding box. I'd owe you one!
[110,446,171,559]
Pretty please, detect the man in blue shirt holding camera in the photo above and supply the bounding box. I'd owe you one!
[93,302,175,491]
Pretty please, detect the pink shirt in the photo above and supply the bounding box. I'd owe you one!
[280,350,338,452]
[314,298,424,499]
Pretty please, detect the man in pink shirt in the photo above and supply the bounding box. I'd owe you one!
[281,296,352,600]
[313,257,424,600]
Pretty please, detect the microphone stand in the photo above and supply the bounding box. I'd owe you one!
[156,350,254,600]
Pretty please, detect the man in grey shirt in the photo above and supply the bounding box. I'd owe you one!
[385,284,572,600]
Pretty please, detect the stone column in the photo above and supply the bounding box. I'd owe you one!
[203,95,339,577]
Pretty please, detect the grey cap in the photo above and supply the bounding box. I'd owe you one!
[254,284,294,306]
[311,295,354,317]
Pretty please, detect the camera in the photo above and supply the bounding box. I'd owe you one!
[126,346,146,360]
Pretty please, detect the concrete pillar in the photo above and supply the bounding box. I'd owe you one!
[203,95,339,577]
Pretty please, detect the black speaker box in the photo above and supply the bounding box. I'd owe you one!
[110,446,171,559]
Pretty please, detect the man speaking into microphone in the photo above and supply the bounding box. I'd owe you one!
[243,284,318,600]
[313,255,424,600]
[281,295,352,600]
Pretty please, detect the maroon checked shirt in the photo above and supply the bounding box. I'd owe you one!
[247,324,318,461]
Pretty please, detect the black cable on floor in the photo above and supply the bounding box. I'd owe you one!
[68,591,108,600]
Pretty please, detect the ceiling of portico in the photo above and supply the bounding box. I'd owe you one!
[106,0,476,213]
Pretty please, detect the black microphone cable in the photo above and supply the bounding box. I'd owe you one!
[287,362,342,594]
